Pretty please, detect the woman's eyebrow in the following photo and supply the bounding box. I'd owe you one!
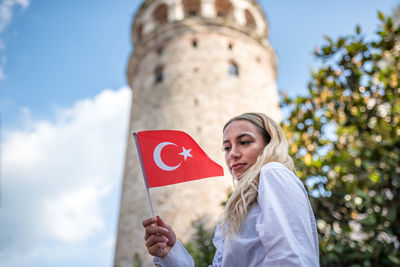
[236,133,253,139]
[223,133,254,144]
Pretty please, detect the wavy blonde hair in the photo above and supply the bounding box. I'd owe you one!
[221,112,295,237]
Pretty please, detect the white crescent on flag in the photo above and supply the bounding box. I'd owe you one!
[134,130,223,188]
[153,142,182,171]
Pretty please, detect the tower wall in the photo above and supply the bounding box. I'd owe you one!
[115,1,279,266]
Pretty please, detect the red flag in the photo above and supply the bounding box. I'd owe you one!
[134,130,224,188]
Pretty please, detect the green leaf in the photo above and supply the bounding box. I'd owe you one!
[324,35,334,45]
[369,172,379,183]
[387,17,393,29]
[347,42,362,53]
[322,46,332,55]
[388,255,400,265]
[361,214,377,226]
[378,11,385,21]
[337,37,346,48]
[356,25,361,34]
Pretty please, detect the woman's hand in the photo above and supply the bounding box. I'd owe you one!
[142,215,176,258]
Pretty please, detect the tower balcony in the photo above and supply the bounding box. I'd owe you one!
[132,0,269,47]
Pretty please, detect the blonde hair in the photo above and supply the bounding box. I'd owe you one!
[221,112,295,237]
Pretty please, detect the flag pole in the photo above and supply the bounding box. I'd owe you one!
[133,131,155,217]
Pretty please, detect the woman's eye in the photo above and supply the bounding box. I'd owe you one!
[223,146,231,152]
[240,140,251,145]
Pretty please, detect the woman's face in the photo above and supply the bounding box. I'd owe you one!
[223,120,267,180]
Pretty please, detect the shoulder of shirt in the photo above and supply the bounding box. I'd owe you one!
[258,162,306,198]
[259,162,301,186]
[260,161,290,172]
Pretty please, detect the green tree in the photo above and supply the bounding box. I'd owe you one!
[282,12,400,266]
[184,218,216,267]
[132,252,142,267]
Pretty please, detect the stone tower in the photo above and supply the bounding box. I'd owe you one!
[115,0,279,266]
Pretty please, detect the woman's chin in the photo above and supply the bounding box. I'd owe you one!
[230,170,244,181]
[234,174,243,181]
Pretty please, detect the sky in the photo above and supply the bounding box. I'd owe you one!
[0,0,398,266]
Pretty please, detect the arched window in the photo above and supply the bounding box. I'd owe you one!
[229,61,239,77]
[215,0,233,17]
[182,0,201,17]
[154,65,164,83]
[245,9,256,28]
[192,38,198,48]
[153,3,168,24]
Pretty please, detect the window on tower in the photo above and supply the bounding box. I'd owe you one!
[229,61,239,77]
[153,3,168,24]
[183,0,201,17]
[215,0,233,17]
[154,65,164,83]
[245,9,256,28]
[192,38,198,48]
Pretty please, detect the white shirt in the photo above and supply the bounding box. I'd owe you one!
[154,162,320,267]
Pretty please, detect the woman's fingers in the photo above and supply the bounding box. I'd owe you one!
[142,217,157,227]
[156,215,176,246]
[146,234,169,248]
[143,216,170,241]
[144,224,169,241]
[155,215,169,228]
[142,215,176,257]
[147,240,167,257]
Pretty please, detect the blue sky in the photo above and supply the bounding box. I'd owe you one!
[0,0,398,266]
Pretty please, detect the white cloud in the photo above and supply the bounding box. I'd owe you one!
[0,39,5,50]
[43,186,106,243]
[0,0,30,80]
[0,65,5,79]
[0,55,6,80]
[0,0,29,32]
[0,87,131,266]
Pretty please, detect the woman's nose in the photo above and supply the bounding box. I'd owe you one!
[229,145,241,159]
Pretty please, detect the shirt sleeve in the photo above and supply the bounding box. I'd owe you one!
[153,227,224,267]
[153,240,194,267]
[255,163,319,267]
[209,226,223,267]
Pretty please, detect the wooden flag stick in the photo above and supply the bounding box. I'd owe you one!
[133,131,155,217]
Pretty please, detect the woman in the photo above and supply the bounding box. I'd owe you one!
[142,113,320,266]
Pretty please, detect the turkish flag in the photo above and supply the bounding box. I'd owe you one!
[134,130,224,188]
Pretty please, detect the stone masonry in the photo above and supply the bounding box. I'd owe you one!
[115,0,280,266]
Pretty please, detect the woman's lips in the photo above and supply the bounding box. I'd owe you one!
[231,163,246,172]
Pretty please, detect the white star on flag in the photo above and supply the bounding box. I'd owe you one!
[179,147,192,160]
[133,130,223,188]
